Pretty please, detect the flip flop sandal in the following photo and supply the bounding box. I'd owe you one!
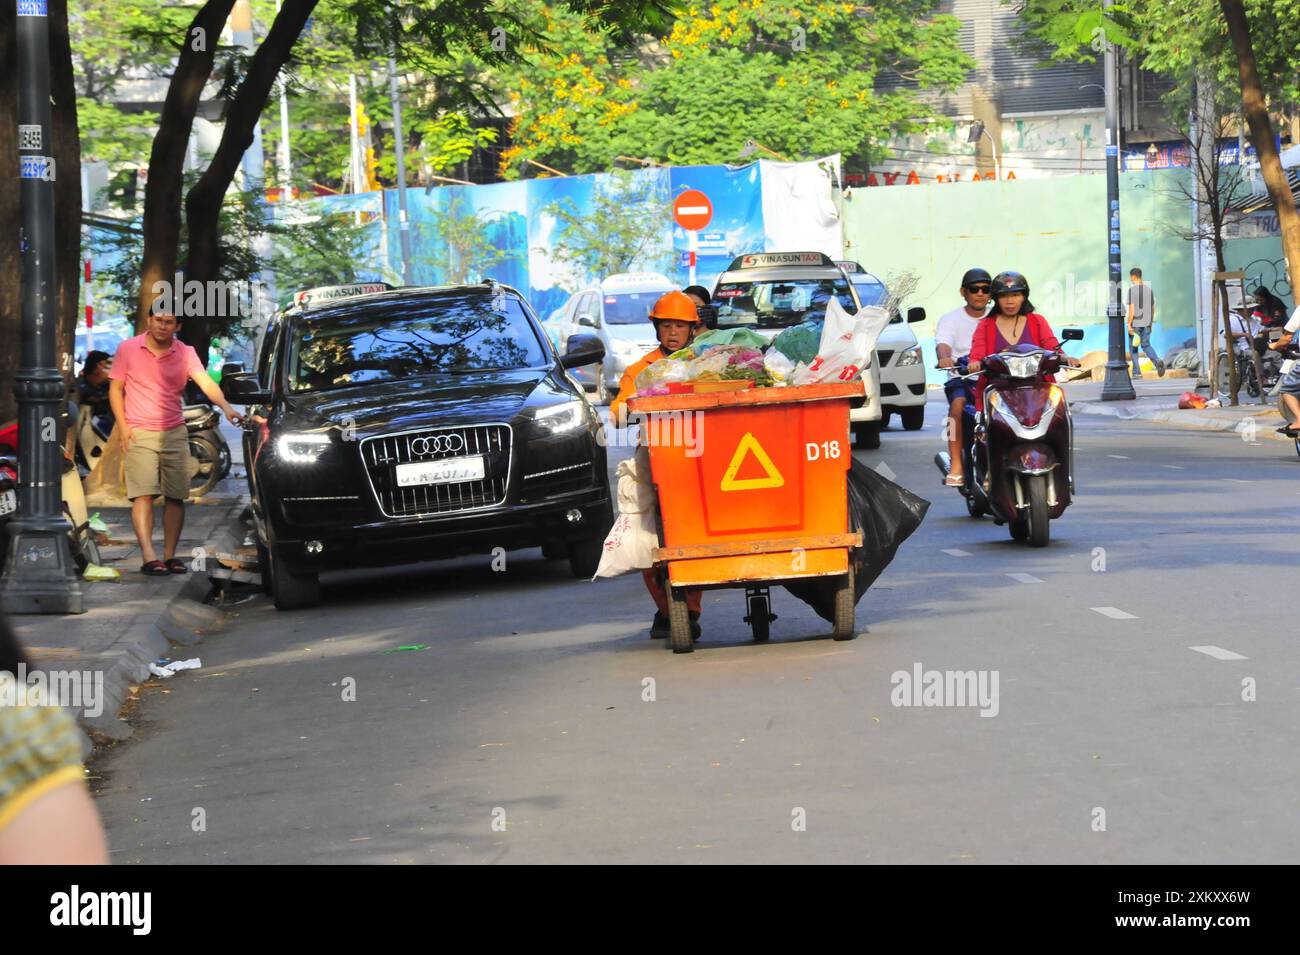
[141,560,169,577]
[944,474,966,487]
[165,558,189,574]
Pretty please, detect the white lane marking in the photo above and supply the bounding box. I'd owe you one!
[1107,454,1130,459]
[1225,478,1251,483]
[1091,606,1137,620]
[1006,572,1043,583]
[875,462,897,481]
[942,548,972,557]
[1162,464,1185,470]
[1189,645,1248,661]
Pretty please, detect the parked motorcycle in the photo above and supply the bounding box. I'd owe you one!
[184,403,232,498]
[1268,341,1300,460]
[935,328,1085,546]
[0,421,101,574]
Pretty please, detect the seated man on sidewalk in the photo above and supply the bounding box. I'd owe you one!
[109,310,243,576]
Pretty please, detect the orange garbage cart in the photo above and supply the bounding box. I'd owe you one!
[627,381,864,653]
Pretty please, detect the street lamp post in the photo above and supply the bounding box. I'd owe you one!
[3,0,83,613]
[967,120,1002,182]
[1099,0,1136,401]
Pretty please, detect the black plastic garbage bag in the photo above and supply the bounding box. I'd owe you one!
[783,460,930,623]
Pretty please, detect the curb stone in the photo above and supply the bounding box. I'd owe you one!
[1070,401,1291,441]
[79,499,246,751]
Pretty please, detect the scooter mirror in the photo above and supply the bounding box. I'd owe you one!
[1061,327,1084,342]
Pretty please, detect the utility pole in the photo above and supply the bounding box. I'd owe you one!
[3,0,84,613]
[1100,0,1136,401]
[388,55,413,285]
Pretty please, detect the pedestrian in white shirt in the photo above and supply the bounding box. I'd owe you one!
[935,268,992,486]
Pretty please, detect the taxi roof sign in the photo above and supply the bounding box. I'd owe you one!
[293,283,391,307]
[729,252,836,270]
[834,260,863,273]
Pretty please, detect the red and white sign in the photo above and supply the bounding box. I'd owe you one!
[673,189,713,231]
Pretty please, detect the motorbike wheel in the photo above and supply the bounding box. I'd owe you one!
[188,433,223,498]
[1026,473,1051,548]
[215,436,232,481]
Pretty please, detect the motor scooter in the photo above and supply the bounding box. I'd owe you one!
[935,329,1084,546]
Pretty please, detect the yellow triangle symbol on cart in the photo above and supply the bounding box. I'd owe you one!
[721,432,784,491]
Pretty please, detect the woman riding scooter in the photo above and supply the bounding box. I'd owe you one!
[967,272,1080,406]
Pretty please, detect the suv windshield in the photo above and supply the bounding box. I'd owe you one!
[285,294,546,392]
[603,290,675,324]
[850,276,888,307]
[713,278,857,329]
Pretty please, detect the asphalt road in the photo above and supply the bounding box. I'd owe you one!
[92,392,1299,863]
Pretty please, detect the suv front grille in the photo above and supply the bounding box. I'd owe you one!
[876,349,895,367]
[361,424,511,518]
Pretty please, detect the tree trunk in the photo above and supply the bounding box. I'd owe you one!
[0,0,19,425]
[182,0,318,368]
[137,0,237,332]
[1219,0,1300,296]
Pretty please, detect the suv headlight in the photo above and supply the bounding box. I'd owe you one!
[532,400,586,434]
[276,432,331,464]
[896,345,923,367]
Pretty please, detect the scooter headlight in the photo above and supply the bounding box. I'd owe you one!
[1002,353,1044,379]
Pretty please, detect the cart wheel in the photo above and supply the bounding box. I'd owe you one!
[667,587,694,654]
[832,567,857,641]
[746,591,771,641]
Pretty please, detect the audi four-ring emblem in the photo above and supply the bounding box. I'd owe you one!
[410,433,464,456]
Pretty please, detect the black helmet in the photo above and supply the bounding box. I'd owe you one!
[991,271,1029,297]
[960,268,992,289]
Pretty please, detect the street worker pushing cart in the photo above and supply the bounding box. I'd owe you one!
[609,290,706,639]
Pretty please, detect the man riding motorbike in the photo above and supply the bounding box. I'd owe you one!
[608,291,706,639]
[968,271,1080,409]
[936,269,992,486]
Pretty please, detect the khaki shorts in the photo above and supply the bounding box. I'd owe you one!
[125,425,191,501]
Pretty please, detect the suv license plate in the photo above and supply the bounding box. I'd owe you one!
[395,456,486,487]
[0,488,15,517]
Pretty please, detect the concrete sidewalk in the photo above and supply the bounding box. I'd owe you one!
[7,423,253,751]
[1065,378,1295,442]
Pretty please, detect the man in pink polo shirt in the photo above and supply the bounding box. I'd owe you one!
[108,311,242,576]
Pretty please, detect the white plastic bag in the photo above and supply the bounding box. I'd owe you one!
[594,446,658,578]
[793,297,893,384]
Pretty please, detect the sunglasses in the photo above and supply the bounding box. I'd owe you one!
[965,285,992,294]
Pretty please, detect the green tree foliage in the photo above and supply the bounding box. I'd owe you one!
[543,170,669,278]
[1012,0,1300,104]
[414,197,515,284]
[500,0,974,176]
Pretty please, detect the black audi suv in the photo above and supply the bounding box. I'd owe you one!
[223,282,614,609]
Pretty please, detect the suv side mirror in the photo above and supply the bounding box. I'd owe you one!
[222,372,272,405]
[561,333,605,369]
[907,306,926,323]
[577,313,599,328]
[1061,327,1084,342]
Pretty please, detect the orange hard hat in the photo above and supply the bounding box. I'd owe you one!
[648,290,701,324]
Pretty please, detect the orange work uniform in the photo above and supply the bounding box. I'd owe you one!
[606,344,703,617]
